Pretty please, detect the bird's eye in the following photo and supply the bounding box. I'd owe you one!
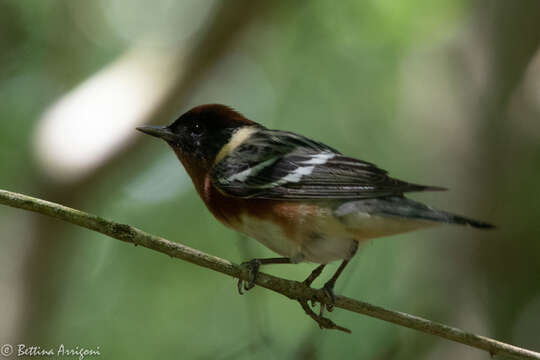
[191,122,204,136]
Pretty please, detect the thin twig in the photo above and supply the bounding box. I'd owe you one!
[0,189,538,360]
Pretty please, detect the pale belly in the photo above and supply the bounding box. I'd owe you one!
[227,206,435,264]
[224,202,358,264]
[235,214,358,264]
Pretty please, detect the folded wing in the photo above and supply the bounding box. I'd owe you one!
[211,129,445,200]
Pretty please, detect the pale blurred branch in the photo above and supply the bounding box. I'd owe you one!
[1,189,539,360]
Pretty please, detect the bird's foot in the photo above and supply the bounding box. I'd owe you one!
[297,282,349,332]
[298,296,350,333]
[237,259,261,295]
[322,281,336,312]
[301,265,335,312]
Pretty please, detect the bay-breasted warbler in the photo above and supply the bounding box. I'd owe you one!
[137,104,493,305]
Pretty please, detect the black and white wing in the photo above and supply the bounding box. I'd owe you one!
[211,129,444,200]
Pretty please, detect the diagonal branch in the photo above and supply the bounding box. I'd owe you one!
[0,188,538,360]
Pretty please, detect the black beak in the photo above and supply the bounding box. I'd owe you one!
[136,125,177,142]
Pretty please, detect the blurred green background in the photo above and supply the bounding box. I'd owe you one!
[1,0,540,359]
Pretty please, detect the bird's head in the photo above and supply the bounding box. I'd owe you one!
[137,104,258,193]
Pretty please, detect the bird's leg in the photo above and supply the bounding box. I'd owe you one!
[322,240,359,311]
[302,264,326,307]
[303,264,326,287]
[322,259,350,312]
[237,257,291,294]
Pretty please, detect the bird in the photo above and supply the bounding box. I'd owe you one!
[137,104,494,307]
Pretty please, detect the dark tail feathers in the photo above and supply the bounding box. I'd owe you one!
[408,183,448,193]
[387,197,495,229]
[336,196,495,229]
[442,213,495,229]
